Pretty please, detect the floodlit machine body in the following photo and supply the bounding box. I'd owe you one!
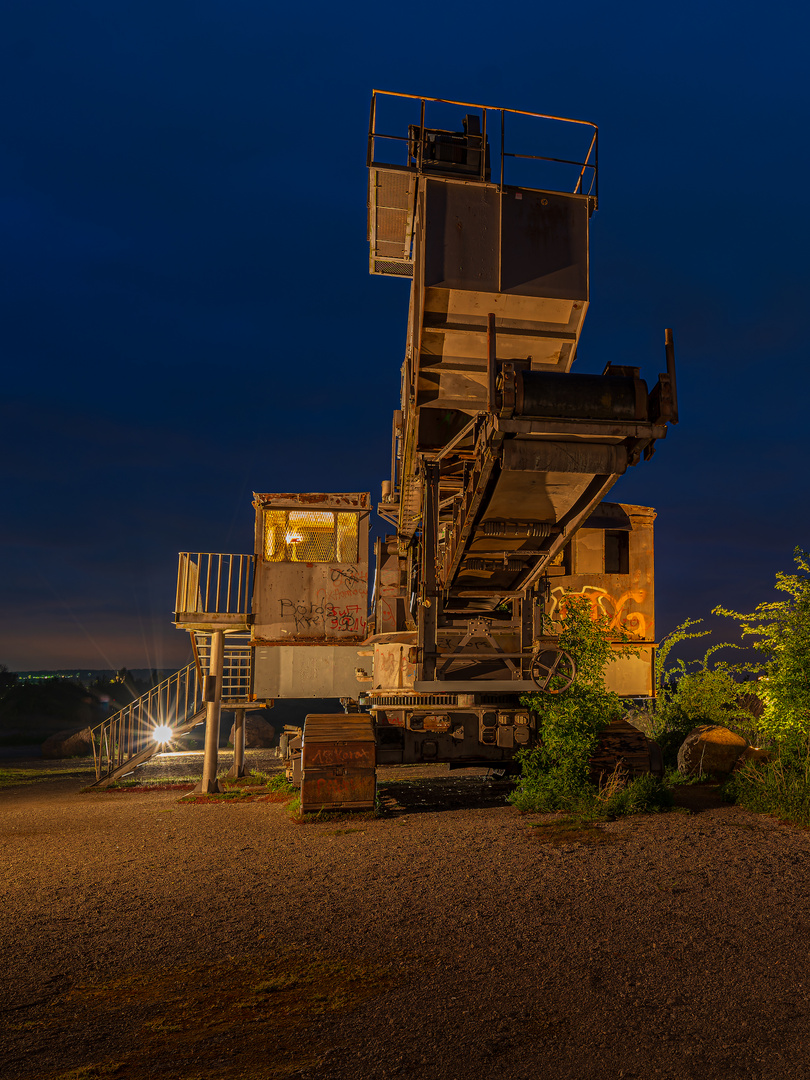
[155,93,678,809]
[251,493,370,700]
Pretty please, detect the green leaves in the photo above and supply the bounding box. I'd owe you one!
[510,595,633,815]
[714,547,810,748]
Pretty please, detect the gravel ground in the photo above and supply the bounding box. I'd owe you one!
[1,753,809,1080]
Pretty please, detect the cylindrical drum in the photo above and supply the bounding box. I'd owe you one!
[516,371,649,421]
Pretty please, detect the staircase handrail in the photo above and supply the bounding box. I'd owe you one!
[89,662,204,782]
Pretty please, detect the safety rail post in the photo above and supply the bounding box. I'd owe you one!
[175,553,254,618]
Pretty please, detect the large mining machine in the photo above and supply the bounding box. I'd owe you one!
[89,92,677,804]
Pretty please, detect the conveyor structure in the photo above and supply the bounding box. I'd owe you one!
[92,92,678,805]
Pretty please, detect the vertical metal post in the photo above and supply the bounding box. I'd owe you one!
[664,328,678,425]
[499,109,505,192]
[418,98,425,172]
[520,593,534,679]
[595,128,599,205]
[418,461,440,683]
[487,313,497,414]
[197,629,224,793]
[227,708,247,780]
[480,109,487,182]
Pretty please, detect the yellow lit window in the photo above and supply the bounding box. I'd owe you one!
[264,510,359,564]
[336,513,358,563]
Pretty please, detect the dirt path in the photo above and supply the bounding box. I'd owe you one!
[1,763,808,1080]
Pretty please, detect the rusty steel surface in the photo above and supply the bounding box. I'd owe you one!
[166,95,678,789]
[252,492,369,509]
[251,494,370,645]
[300,714,376,812]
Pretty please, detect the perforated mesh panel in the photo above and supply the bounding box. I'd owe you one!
[336,513,358,563]
[264,510,359,564]
[373,259,414,277]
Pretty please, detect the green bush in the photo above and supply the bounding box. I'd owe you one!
[509,684,623,812]
[508,595,666,819]
[715,548,810,751]
[598,773,673,818]
[645,620,755,768]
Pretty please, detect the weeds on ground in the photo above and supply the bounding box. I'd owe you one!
[103,775,197,790]
[181,772,297,804]
[663,767,712,786]
[0,765,95,789]
[285,787,383,824]
[722,742,810,828]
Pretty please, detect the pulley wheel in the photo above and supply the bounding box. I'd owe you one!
[530,648,576,694]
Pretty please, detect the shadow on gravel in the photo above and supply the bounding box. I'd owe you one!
[526,819,620,846]
[379,775,515,814]
[668,781,726,814]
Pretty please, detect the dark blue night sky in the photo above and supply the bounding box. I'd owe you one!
[2,0,808,669]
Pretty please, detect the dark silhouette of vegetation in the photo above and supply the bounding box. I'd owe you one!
[0,667,171,748]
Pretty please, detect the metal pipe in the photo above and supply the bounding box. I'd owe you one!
[228,708,246,779]
[480,108,487,183]
[487,313,496,414]
[367,91,376,168]
[500,109,505,191]
[198,629,224,793]
[595,129,599,204]
[665,328,678,425]
[204,554,212,613]
[370,89,598,130]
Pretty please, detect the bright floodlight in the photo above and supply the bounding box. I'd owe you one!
[153,725,173,744]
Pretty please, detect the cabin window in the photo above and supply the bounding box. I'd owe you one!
[264,510,358,564]
[604,530,630,574]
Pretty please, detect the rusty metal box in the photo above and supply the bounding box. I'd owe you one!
[300,714,376,813]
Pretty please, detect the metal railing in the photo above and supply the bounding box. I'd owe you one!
[368,90,598,202]
[194,631,253,703]
[89,662,204,782]
[175,552,253,618]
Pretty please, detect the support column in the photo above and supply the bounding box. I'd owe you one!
[226,708,247,779]
[418,461,440,683]
[196,629,224,794]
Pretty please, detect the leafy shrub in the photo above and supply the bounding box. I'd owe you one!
[509,595,665,819]
[508,684,623,812]
[646,620,755,768]
[715,548,810,750]
[598,772,673,818]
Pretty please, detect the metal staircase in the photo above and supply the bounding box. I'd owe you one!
[88,632,254,788]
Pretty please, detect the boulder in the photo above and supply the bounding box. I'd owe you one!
[677,725,748,776]
[41,727,94,759]
[228,713,275,749]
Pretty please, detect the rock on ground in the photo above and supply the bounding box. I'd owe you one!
[228,712,275,748]
[41,727,94,759]
[677,724,748,776]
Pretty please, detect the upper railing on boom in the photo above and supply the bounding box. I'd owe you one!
[368,90,598,202]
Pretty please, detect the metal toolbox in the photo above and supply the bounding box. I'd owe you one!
[300,714,376,813]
